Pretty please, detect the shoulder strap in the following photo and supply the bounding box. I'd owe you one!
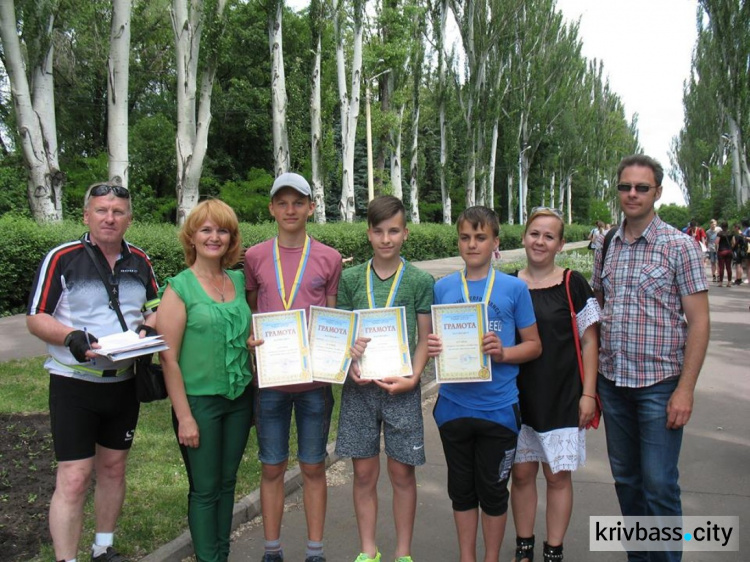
[600,227,617,275]
[82,240,128,332]
[564,269,585,385]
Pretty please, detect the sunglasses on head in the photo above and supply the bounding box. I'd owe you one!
[616,183,656,193]
[529,206,563,218]
[90,184,130,198]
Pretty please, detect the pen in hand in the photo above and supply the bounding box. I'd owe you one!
[84,327,95,365]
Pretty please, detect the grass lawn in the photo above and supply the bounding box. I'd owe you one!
[0,357,342,561]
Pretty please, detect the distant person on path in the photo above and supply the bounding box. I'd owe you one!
[588,221,605,250]
[686,220,707,254]
[26,182,160,562]
[428,206,541,562]
[244,173,342,562]
[706,219,721,282]
[716,221,733,287]
[335,196,434,562]
[731,222,748,285]
[510,208,600,562]
[592,155,709,562]
[157,200,253,562]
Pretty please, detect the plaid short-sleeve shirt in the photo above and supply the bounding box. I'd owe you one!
[592,215,708,388]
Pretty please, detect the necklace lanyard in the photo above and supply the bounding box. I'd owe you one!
[459,266,495,304]
[273,235,311,310]
[366,258,405,309]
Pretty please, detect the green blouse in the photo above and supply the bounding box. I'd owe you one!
[162,268,252,399]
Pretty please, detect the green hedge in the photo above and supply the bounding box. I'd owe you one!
[0,215,590,316]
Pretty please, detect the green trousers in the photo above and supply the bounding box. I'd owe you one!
[173,386,253,562]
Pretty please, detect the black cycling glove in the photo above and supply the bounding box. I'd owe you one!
[64,330,98,363]
[136,324,157,338]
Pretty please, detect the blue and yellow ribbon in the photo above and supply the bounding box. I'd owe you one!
[273,235,311,310]
[459,266,495,304]
[366,258,405,309]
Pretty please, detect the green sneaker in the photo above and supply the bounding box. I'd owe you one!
[395,557,413,562]
[354,550,381,562]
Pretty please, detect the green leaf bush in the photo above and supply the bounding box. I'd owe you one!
[0,216,590,315]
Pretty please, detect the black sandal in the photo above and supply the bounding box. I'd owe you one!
[514,535,535,562]
[543,542,563,562]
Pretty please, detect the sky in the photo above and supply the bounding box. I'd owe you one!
[554,0,699,206]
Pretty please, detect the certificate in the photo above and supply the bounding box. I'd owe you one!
[357,307,412,380]
[253,310,312,388]
[431,303,490,383]
[308,306,359,384]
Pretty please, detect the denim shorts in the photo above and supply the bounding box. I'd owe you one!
[255,386,334,465]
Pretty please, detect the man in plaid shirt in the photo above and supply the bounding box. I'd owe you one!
[592,155,709,562]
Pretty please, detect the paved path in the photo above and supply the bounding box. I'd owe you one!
[0,313,46,361]
[4,241,748,561]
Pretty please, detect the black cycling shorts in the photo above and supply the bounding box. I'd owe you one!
[49,375,140,462]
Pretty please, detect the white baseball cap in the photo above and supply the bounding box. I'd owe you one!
[270,172,312,198]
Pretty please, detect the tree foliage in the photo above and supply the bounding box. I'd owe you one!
[0,0,641,225]
[672,0,750,218]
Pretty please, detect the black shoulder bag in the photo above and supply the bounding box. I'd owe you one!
[83,242,167,403]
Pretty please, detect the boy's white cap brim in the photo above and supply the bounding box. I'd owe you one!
[270,172,312,197]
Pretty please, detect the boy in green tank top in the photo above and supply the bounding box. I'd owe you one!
[335,196,434,562]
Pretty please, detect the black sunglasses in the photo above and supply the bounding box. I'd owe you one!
[616,183,656,193]
[90,184,131,198]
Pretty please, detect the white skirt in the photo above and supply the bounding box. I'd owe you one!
[514,424,586,473]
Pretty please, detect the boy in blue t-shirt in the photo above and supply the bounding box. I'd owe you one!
[427,206,541,562]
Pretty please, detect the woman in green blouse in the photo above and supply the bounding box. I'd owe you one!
[158,199,253,562]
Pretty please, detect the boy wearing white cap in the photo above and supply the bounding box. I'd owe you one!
[245,173,342,562]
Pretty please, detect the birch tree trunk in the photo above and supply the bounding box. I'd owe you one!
[390,104,404,200]
[566,173,572,224]
[518,111,530,223]
[0,0,62,222]
[108,0,131,187]
[171,0,227,225]
[466,141,476,207]
[548,172,555,211]
[334,0,364,222]
[476,126,485,207]
[269,0,290,175]
[310,0,326,222]
[740,143,750,204]
[520,147,530,222]
[726,115,750,205]
[487,119,499,210]
[726,116,744,205]
[506,172,514,225]
[437,0,451,223]
[409,104,420,223]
